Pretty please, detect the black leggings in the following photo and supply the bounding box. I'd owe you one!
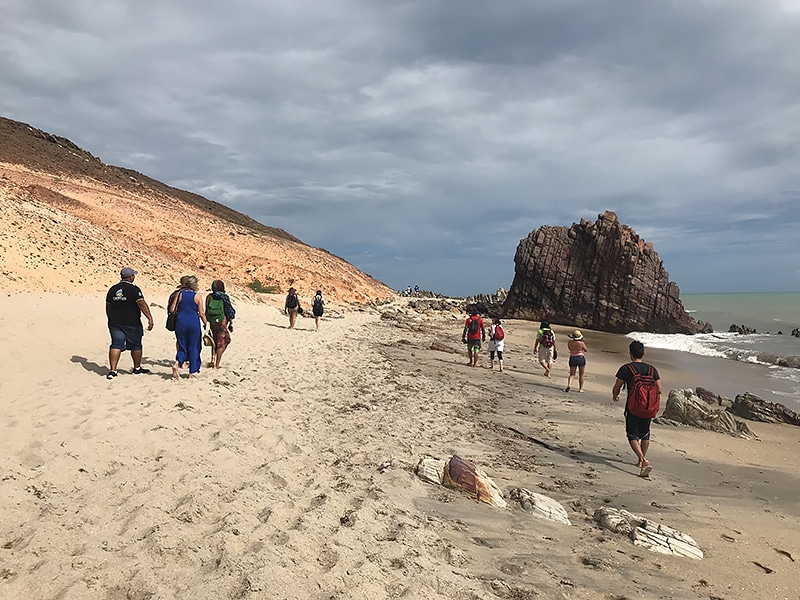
[490,350,503,360]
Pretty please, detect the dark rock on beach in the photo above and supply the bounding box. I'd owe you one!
[695,320,714,334]
[727,392,800,427]
[695,386,731,406]
[464,289,507,318]
[729,324,758,334]
[658,389,757,439]
[502,211,704,334]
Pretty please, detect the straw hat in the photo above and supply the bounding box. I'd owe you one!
[569,329,584,340]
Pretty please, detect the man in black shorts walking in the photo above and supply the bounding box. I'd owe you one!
[105,267,154,379]
[612,341,662,477]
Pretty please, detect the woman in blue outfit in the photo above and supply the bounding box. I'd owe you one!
[170,275,207,379]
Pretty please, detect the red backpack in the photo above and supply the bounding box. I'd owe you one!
[626,363,660,418]
[492,325,504,341]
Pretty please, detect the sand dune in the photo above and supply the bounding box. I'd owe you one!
[0,160,394,304]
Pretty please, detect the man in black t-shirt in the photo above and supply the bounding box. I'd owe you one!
[612,340,662,478]
[105,267,154,379]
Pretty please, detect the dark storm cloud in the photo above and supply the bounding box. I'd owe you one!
[1,0,799,295]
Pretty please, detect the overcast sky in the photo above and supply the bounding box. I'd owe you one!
[3,1,799,296]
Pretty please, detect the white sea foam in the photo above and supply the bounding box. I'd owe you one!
[625,332,730,358]
[628,331,800,375]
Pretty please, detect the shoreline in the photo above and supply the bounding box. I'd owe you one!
[1,293,798,599]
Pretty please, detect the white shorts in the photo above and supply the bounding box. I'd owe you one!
[538,346,554,363]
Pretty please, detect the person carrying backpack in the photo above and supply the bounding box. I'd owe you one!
[612,340,662,478]
[533,321,558,378]
[487,318,505,372]
[461,310,486,368]
[205,279,236,369]
[312,290,325,331]
[284,287,300,329]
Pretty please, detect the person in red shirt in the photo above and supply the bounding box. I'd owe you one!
[461,311,486,368]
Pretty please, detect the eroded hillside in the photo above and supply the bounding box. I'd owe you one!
[0,117,395,304]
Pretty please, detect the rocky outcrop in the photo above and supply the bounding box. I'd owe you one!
[465,289,507,317]
[657,389,758,439]
[415,455,507,508]
[729,324,758,334]
[727,392,800,426]
[694,386,730,406]
[508,488,571,525]
[502,211,708,334]
[593,507,703,560]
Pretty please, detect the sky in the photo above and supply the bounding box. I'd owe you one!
[2,1,800,296]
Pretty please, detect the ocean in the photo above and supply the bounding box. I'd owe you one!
[628,292,800,412]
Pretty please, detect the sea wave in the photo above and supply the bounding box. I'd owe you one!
[628,332,731,358]
[628,331,800,370]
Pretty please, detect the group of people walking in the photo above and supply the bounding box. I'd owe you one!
[461,311,661,478]
[463,313,590,392]
[106,268,326,381]
[284,287,326,331]
[167,275,236,379]
[105,267,236,381]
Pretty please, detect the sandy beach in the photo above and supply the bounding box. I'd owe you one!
[1,291,799,599]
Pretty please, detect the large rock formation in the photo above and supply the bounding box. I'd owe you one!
[502,211,706,334]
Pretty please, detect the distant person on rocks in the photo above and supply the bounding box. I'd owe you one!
[533,320,557,377]
[565,329,588,392]
[205,279,235,368]
[312,290,325,331]
[105,267,154,380]
[487,318,505,372]
[462,310,486,368]
[612,341,662,478]
[285,287,301,328]
[170,275,207,379]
